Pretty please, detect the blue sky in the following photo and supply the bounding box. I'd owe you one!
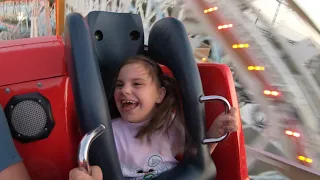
[253,0,320,43]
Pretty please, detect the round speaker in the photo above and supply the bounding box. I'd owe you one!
[5,92,55,143]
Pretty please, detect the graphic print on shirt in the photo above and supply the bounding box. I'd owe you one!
[121,154,177,180]
[148,155,162,167]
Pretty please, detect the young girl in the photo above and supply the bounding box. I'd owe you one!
[69,55,238,180]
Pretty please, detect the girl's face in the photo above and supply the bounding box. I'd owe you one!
[114,62,166,123]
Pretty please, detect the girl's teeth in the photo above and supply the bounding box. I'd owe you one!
[122,100,136,104]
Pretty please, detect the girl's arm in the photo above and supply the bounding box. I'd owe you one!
[208,143,218,154]
[207,107,239,155]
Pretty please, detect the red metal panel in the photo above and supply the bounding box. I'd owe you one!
[0,77,81,180]
[0,36,67,86]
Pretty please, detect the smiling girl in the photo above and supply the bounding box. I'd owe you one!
[69,55,238,180]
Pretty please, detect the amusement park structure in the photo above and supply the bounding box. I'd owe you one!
[0,0,320,179]
[0,0,54,39]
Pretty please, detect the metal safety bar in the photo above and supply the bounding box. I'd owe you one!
[78,124,106,175]
[199,95,231,144]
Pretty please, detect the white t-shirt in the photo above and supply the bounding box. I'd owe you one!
[112,118,184,179]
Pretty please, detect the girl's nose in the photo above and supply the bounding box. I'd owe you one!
[121,84,131,95]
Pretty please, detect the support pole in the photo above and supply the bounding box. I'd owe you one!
[56,0,65,35]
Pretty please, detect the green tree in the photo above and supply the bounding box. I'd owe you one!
[49,0,55,7]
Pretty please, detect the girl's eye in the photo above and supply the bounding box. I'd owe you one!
[116,83,123,88]
[134,83,142,86]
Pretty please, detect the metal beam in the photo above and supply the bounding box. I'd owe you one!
[246,146,320,180]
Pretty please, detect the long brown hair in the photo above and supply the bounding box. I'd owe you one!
[111,55,184,140]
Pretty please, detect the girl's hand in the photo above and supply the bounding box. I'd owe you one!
[207,107,238,138]
[69,166,103,180]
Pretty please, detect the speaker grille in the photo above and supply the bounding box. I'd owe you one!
[11,100,47,137]
[5,92,55,143]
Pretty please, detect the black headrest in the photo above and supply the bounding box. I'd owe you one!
[86,11,145,95]
[86,11,144,67]
[85,11,146,118]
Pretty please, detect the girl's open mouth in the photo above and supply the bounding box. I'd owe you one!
[121,100,139,111]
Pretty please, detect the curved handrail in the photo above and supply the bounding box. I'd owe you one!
[78,124,106,175]
[199,95,231,143]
